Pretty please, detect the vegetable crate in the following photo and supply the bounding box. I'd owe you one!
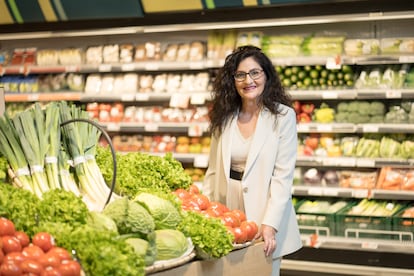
[335,205,396,240]
[392,207,414,242]
[295,200,350,237]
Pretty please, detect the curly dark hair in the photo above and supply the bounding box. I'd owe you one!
[208,45,292,137]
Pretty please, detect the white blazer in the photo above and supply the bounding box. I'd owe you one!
[203,104,302,258]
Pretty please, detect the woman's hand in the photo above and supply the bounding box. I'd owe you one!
[260,224,277,257]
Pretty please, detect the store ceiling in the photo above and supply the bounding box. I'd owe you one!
[0,0,412,34]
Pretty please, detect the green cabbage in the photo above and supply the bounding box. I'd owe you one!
[155,229,188,261]
[134,192,182,230]
[103,197,155,235]
[87,211,118,233]
[400,140,414,159]
[379,136,401,158]
[125,237,156,266]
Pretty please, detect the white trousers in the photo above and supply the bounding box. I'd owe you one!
[271,257,282,276]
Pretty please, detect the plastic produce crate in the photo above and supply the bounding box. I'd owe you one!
[392,206,414,242]
[336,203,403,240]
[295,199,350,237]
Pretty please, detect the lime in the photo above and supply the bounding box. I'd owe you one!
[284,68,292,77]
[283,78,292,87]
[320,70,328,78]
[290,75,298,83]
[291,66,300,74]
[298,71,307,80]
[303,77,312,87]
[304,65,312,71]
[310,70,319,79]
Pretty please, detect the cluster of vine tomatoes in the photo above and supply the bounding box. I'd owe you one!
[0,217,81,276]
[173,184,259,244]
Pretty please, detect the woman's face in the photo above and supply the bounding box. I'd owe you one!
[234,57,266,102]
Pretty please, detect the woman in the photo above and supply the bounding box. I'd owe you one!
[203,45,302,275]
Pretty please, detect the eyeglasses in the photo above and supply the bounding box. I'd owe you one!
[234,69,264,81]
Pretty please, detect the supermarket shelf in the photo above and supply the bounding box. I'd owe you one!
[296,156,413,168]
[80,91,211,103]
[4,92,82,102]
[282,259,414,276]
[101,121,209,135]
[292,185,414,200]
[297,123,414,133]
[148,152,209,168]
[290,88,414,100]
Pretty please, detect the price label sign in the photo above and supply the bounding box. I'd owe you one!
[144,123,159,132]
[190,93,206,105]
[121,64,135,71]
[385,90,402,99]
[193,154,209,168]
[326,55,342,70]
[106,123,120,132]
[353,189,369,198]
[98,64,112,72]
[121,94,135,101]
[169,93,190,108]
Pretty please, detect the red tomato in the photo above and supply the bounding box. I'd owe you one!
[38,252,61,268]
[207,201,228,217]
[221,212,240,228]
[14,231,30,248]
[192,194,210,210]
[42,266,63,276]
[47,247,72,262]
[3,252,26,265]
[200,209,217,218]
[0,217,16,236]
[173,189,191,201]
[240,220,258,241]
[181,198,201,212]
[233,227,248,244]
[2,236,22,254]
[20,259,44,275]
[231,209,247,223]
[57,260,81,276]
[0,250,3,263]
[0,260,22,276]
[22,244,45,260]
[32,232,55,252]
[189,184,200,194]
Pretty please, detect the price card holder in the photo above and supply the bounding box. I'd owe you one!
[121,64,135,71]
[0,86,5,115]
[190,93,206,105]
[188,124,203,137]
[326,55,342,70]
[385,90,402,99]
[106,123,121,132]
[98,64,112,72]
[121,94,135,101]
[169,93,190,108]
[144,123,159,132]
[193,154,209,168]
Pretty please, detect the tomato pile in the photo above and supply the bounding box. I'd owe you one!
[173,185,259,244]
[0,217,81,276]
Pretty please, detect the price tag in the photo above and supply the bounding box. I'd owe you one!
[385,90,402,99]
[98,64,112,72]
[324,188,339,197]
[190,93,206,105]
[27,94,39,101]
[193,154,209,168]
[145,62,159,70]
[65,65,78,72]
[361,242,378,250]
[144,123,159,132]
[353,189,369,198]
[297,124,310,132]
[121,64,135,71]
[356,158,375,167]
[362,124,379,132]
[340,157,357,167]
[106,123,120,132]
[188,124,203,137]
[399,56,414,63]
[169,93,190,108]
[322,158,338,166]
[322,92,338,99]
[317,124,332,132]
[326,55,342,69]
[189,61,204,69]
[136,93,150,101]
[121,94,135,101]
[308,188,323,196]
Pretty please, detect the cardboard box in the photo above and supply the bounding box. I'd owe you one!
[151,241,272,276]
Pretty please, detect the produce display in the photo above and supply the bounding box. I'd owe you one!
[0,217,82,276]
[276,64,355,89]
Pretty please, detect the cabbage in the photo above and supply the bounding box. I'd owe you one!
[125,237,156,266]
[379,136,401,158]
[400,140,414,159]
[155,229,188,261]
[134,192,182,230]
[87,211,118,233]
[103,197,155,235]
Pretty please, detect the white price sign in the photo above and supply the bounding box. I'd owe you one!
[144,123,159,132]
[98,64,112,72]
[193,154,209,168]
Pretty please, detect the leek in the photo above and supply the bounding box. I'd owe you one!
[0,115,34,193]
